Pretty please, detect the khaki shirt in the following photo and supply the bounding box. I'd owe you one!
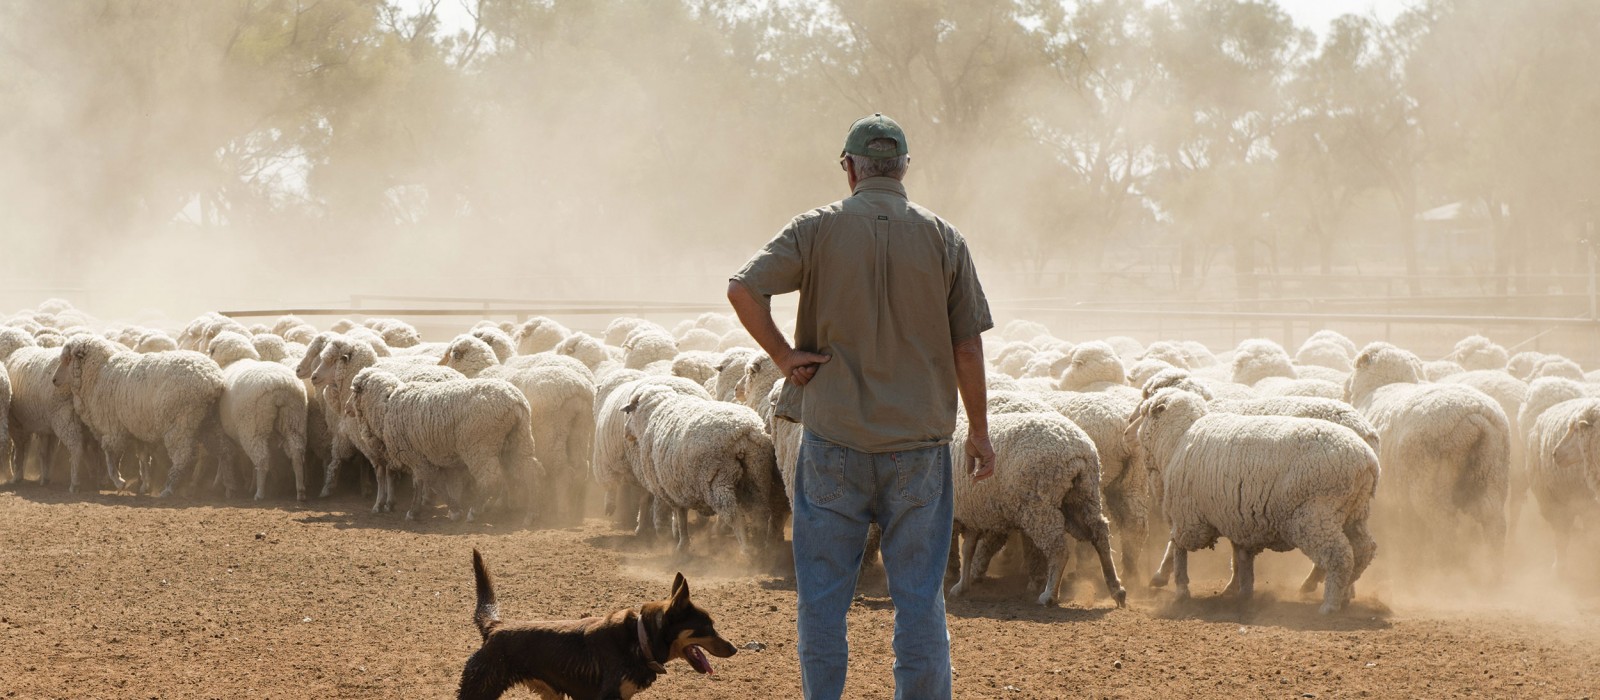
[731,176,993,453]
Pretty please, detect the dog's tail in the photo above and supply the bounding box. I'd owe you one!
[471,548,501,640]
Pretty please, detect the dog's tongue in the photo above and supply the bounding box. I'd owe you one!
[685,645,714,674]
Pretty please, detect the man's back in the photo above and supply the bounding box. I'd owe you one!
[732,175,989,452]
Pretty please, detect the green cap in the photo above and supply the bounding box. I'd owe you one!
[841,113,908,158]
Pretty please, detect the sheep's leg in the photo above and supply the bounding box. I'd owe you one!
[9,432,32,486]
[404,466,431,521]
[948,528,980,598]
[159,437,201,499]
[243,437,276,500]
[371,462,388,514]
[1172,547,1190,600]
[1346,518,1377,604]
[708,484,747,556]
[319,433,353,499]
[1022,511,1069,607]
[1299,565,1327,596]
[675,507,691,552]
[286,434,307,503]
[1079,514,1127,607]
[1150,540,1176,588]
[62,433,87,494]
[970,530,1007,582]
[1223,544,1243,596]
[634,494,657,540]
[1235,546,1258,600]
[1547,509,1576,579]
[102,444,128,496]
[32,435,50,487]
[1314,535,1355,615]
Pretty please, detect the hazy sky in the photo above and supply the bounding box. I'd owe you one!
[420,0,1416,39]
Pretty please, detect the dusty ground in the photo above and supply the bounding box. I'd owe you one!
[1,486,1597,700]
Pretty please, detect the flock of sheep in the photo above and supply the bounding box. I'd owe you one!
[3,299,1598,615]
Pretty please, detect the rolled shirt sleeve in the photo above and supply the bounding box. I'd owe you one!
[946,232,994,341]
[731,219,806,309]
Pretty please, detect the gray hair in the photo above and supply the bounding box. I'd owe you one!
[846,138,909,180]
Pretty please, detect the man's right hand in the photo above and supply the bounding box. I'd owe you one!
[777,348,830,386]
[964,430,996,481]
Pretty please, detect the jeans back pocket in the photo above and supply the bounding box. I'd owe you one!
[798,434,847,506]
[891,445,948,508]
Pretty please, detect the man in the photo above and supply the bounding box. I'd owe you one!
[726,113,996,700]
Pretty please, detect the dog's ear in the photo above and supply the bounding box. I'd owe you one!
[669,572,690,610]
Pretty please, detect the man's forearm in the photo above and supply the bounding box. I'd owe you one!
[952,335,987,434]
[727,280,795,363]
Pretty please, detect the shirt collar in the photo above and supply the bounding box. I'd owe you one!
[852,176,907,199]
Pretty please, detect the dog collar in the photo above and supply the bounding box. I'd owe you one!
[635,609,668,674]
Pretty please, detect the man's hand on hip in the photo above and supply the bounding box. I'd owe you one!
[778,348,831,386]
[964,430,996,482]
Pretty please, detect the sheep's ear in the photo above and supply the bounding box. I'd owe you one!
[1581,420,1593,430]
[621,396,640,414]
[1152,400,1167,416]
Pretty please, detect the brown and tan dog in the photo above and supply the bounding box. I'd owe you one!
[458,549,738,700]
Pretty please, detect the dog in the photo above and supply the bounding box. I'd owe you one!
[458,549,738,700]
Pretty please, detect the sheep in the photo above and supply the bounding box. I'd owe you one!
[1303,330,1358,359]
[1020,349,1068,379]
[1,330,95,490]
[1001,320,1051,343]
[1142,367,1256,402]
[514,317,570,355]
[1515,377,1592,534]
[134,333,179,353]
[708,347,758,402]
[309,335,463,510]
[622,326,679,370]
[692,311,737,337]
[1105,336,1144,361]
[1507,351,1547,380]
[1531,355,1585,381]
[468,327,517,362]
[1056,341,1128,392]
[282,325,317,345]
[272,315,310,337]
[717,328,757,351]
[346,368,542,522]
[676,328,722,353]
[669,351,721,388]
[620,383,777,555]
[553,332,614,373]
[986,373,1021,392]
[250,333,290,363]
[1451,335,1509,371]
[0,363,10,483]
[1231,339,1296,387]
[1423,360,1466,382]
[1129,389,1379,613]
[206,332,309,500]
[594,375,710,532]
[1139,342,1191,370]
[732,354,781,412]
[1127,358,1179,388]
[1039,390,1147,584]
[52,336,225,497]
[439,335,596,524]
[1296,341,1355,372]
[1345,343,1511,568]
[993,341,1037,378]
[948,411,1126,607]
[1526,397,1600,574]
[604,317,655,347]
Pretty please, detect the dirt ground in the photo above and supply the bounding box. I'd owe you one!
[2,486,1598,700]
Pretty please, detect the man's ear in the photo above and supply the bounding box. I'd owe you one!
[669,572,690,609]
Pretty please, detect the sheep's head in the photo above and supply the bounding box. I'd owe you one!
[1346,343,1423,403]
[1058,341,1125,390]
[1451,334,1509,372]
[1127,388,1208,477]
[382,325,422,348]
[469,327,515,362]
[0,327,36,361]
[441,335,497,377]
[52,337,107,390]
[1140,368,1213,401]
[208,331,258,367]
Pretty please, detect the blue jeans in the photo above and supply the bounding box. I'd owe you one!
[792,430,953,700]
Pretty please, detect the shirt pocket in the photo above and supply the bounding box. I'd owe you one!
[891,446,947,508]
[799,433,847,505]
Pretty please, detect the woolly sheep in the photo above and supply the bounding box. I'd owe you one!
[1507,351,1547,380]
[1292,364,1349,385]
[621,383,778,555]
[272,315,310,337]
[554,332,614,373]
[604,317,655,347]
[1130,389,1379,613]
[250,334,290,363]
[1056,341,1127,392]
[676,328,722,353]
[1515,377,1593,534]
[1001,320,1051,343]
[593,375,710,532]
[53,336,225,497]
[440,335,596,524]
[0,330,96,491]
[346,368,541,522]
[1231,339,1296,387]
[207,332,309,500]
[514,317,570,355]
[708,347,758,402]
[717,328,757,351]
[994,342,1037,378]
[732,354,781,412]
[1527,397,1600,574]
[1451,335,1509,371]
[1039,390,1148,584]
[622,326,679,370]
[1105,336,1144,361]
[134,333,179,354]
[693,312,738,337]
[1180,341,1217,368]
[1531,356,1585,381]
[1345,344,1510,566]
[1252,377,1344,400]
[1423,360,1466,382]
[309,336,463,509]
[469,327,517,362]
[1140,341,1191,369]
[1019,349,1068,380]
[1295,341,1355,372]
[670,351,721,388]
[1302,330,1358,359]
[949,411,1126,607]
[283,326,317,345]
